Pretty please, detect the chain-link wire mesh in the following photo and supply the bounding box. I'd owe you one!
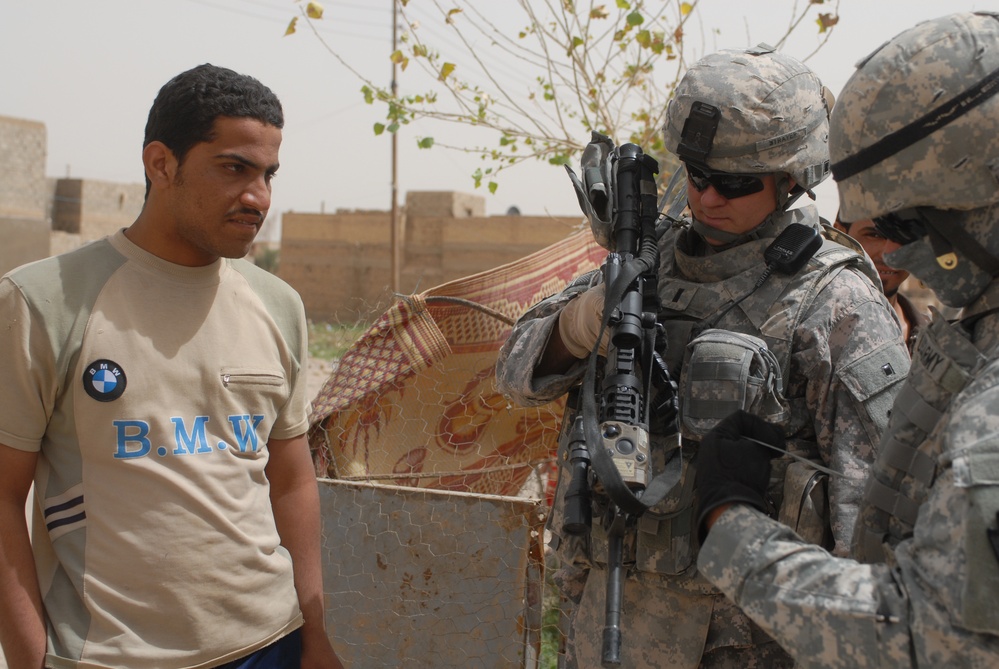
[307,230,605,666]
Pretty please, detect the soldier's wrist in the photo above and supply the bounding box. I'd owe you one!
[705,504,732,530]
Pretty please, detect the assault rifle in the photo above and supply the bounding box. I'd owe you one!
[562,135,682,665]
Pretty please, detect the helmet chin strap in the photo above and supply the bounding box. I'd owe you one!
[775,174,794,211]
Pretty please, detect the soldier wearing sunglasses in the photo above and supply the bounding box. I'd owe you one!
[696,12,999,668]
[497,45,908,668]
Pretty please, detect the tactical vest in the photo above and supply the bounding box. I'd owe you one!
[853,315,986,563]
[549,213,880,578]
[660,236,866,395]
[948,364,999,636]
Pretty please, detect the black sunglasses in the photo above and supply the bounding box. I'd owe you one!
[872,208,928,246]
[684,162,765,199]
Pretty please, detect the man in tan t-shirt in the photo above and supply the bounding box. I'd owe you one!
[0,64,344,669]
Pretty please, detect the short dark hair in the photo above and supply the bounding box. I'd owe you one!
[142,63,283,192]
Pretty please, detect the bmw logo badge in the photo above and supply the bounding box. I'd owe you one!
[83,359,126,402]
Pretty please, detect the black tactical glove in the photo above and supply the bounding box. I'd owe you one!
[694,409,784,543]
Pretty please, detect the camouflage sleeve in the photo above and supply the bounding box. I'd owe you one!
[792,266,910,555]
[697,505,913,669]
[495,278,595,407]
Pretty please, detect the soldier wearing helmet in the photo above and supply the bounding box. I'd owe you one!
[696,12,999,667]
[496,45,908,668]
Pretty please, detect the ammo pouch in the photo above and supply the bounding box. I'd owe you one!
[951,443,999,635]
[680,329,834,547]
[679,329,789,441]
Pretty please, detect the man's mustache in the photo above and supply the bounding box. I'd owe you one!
[227,207,264,225]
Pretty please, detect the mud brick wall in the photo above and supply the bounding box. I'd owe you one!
[0,115,49,275]
[51,178,145,239]
[279,192,583,323]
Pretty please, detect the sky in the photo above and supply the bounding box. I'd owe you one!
[1,0,990,239]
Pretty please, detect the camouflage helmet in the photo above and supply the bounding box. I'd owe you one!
[663,44,831,191]
[831,12,999,222]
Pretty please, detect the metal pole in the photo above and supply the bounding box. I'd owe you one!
[390,0,401,292]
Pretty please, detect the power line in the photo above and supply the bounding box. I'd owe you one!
[177,0,390,40]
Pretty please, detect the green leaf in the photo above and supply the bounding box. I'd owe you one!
[616,0,630,9]
[305,2,324,20]
[387,122,400,134]
[439,62,456,81]
[373,122,385,135]
[417,136,435,149]
[361,86,375,105]
[816,13,839,33]
[283,17,298,36]
[488,181,498,194]
[390,50,406,64]
[626,11,643,26]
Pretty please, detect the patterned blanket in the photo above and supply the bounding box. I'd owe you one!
[309,228,605,496]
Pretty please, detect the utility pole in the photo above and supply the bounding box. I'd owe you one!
[390,0,401,292]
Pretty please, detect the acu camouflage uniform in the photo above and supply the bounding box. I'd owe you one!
[496,206,908,668]
[698,297,999,668]
[498,43,910,669]
[698,13,999,668]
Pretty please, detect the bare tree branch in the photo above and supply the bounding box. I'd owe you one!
[289,0,838,190]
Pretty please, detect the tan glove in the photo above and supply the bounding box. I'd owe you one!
[558,283,610,359]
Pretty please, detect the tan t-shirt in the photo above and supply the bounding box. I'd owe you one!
[0,231,309,668]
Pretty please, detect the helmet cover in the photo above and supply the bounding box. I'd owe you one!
[663,44,831,190]
[831,12,999,221]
